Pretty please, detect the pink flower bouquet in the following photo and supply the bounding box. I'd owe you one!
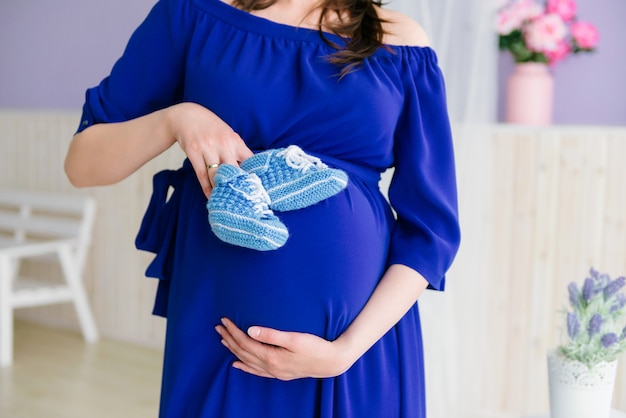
[498,0,599,67]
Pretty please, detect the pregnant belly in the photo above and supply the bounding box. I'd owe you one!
[206,183,393,340]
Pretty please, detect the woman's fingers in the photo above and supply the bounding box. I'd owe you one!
[217,319,301,380]
[197,143,252,198]
[217,318,310,381]
[218,319,275,364]
[236,147,255,163]
[216,317,352,381]
[187,153,214,197]
[205,161,220,191]
[231,360,275,378]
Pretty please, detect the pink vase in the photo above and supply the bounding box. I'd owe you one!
[505,63,554,125]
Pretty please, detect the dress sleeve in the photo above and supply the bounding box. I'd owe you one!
[387,48,461,291]
[76,0,191,133]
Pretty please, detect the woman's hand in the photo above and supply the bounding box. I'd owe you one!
[215,318,355,380]
[166,102,253,197]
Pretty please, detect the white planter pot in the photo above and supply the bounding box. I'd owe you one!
[548,350,618,418]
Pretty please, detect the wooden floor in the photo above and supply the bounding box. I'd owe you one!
[0,321,163,418]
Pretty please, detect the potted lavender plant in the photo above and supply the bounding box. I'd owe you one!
[548,268,626,418]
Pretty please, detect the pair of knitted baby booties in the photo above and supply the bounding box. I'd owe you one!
[207,145,348,251]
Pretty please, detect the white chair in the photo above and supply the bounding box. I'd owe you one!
[0,188,99,367]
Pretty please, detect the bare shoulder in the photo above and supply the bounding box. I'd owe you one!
[375,7,430,47]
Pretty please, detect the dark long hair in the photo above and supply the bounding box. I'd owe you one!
[232,0,388,75]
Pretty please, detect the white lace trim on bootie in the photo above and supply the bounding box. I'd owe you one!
[229,174,273,218]
[277,145,328,173]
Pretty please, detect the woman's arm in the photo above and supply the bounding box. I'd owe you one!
[216,264,429,380]
[333,264,428,364]
[65,108,174,187]
[65,102,253,197]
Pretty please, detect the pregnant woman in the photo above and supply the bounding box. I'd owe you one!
[64,0,461,416]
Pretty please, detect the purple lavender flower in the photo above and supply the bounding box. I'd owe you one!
[599,273,612,288]
[610,293,626,314]
[588,314,604,337]
[567,312,580,339]
[604,276,626,300]
[582,278,595,303]
[601,333,619,348]
[568,282,580,309]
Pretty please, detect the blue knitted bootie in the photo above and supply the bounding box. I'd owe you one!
[207,164,288,251]
[240,145,348,212]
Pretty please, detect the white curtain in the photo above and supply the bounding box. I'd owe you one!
[387,0,498,124]
[385,1,499,417]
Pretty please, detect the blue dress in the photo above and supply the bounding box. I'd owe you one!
[77,0,460,416]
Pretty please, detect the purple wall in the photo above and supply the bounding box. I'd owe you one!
[0,0,155,109]
[497,0,626,126]
[1,0,625,125]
